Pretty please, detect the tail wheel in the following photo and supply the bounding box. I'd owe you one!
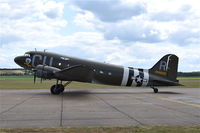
[50,84,64,95]
[151,86,158,93]
[153,88,158,93]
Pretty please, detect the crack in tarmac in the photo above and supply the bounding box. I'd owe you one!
[0,95,34,115]
[60,92,64,127]
[143,94,200,125]
[94,94,144,126]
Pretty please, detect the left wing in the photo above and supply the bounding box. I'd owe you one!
[54,65,94,82]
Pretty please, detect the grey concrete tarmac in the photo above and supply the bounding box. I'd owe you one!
[0,88,200,128]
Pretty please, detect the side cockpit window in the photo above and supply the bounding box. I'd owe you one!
[24,53,30,57]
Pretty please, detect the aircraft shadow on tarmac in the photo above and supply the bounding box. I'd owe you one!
[33,90,183,97]
[63,90,183,95]
[156,91,183,94]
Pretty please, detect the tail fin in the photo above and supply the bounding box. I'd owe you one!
[150,54,179,82]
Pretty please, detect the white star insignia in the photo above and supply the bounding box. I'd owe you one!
[137,76,142,82]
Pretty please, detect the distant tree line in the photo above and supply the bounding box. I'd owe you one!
[0,69,33,76]
[178,72,200,77]
[0,69,200,77]
[0,73,24,76]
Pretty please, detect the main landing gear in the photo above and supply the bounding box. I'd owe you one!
[151,86,158,93]
[50,80,72,95]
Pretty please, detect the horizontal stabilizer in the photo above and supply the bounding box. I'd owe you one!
[153,79,183,86]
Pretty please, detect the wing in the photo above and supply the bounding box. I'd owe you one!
[54,65,94,82]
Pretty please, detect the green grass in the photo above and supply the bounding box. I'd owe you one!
[0,75,199,89]
[1,126,200,133]
[177,77,200,80]
[179,80,200,88]
[0,80,123,90]
[0,75,122,89]
[0,75,33,80]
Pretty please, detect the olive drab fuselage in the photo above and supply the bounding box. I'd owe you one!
[15,51,180,87]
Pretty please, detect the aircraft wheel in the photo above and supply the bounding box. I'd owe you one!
[50,84,64,95]
[153,88,158,93]
[58,84,65,93]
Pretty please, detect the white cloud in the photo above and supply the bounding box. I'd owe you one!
[150,5,192,22]
[103,17,162,42]
[43,1,64,19]
[72,0,200,45]
[0,0,67,46]
[0,0,200,72]
[71,0,146,22]
[73,11,97,30]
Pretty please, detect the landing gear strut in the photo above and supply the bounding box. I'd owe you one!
[151,86,158,93]
[50,80,72,95]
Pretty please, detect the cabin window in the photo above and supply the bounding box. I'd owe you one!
[61,57,69,60]
[108,72,112,75]
[58,63,61,66]
[100,70,104,74]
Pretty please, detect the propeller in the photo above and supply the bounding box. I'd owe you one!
[32,65,44,84]
[32,64,58,84]
[33,69,37,84]
[34,72,36,83]
[40,64,45,83]
[40,76,43,83]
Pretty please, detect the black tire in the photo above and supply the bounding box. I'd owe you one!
[50,84,64,95]
[154,88,158,93]
[58,84,65,93]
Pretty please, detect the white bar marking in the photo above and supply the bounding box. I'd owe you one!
[121,67,129,86]
[143,69,149,86]
[166,54,172,71]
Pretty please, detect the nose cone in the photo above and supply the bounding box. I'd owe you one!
[14,56,29,68]
[14,56,20,64]
[14,56,23,66]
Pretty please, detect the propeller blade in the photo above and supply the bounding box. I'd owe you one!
[40,65,45,84]
[33,69,37,84]
[40,77,43,83]
[34,73,36,84]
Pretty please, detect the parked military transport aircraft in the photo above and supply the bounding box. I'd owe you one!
[14,51,182,94]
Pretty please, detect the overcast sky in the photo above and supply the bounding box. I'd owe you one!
[0,0,200,72]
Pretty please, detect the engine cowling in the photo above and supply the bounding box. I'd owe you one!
[35,65,61,79]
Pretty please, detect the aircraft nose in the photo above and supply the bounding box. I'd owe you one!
[14,56,26,67]
[14,56,20,64]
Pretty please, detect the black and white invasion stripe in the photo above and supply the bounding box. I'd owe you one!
[121,67,149,87]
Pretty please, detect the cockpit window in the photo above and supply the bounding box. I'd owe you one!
[24,53,30,57]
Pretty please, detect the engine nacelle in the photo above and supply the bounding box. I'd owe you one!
[35,65,61,79]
